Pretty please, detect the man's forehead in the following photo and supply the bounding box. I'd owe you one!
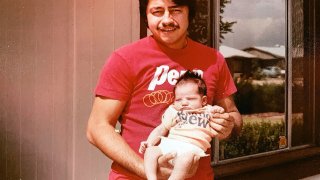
[147,0,179,8]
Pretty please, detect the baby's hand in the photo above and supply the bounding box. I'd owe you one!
[139,141,148,154]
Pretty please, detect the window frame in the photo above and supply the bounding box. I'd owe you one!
[211,0,320,176]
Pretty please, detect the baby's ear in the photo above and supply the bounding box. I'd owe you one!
[202,96,208,106]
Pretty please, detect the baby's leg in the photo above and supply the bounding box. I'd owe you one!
[168,153,195,180]
[144,146,163,180]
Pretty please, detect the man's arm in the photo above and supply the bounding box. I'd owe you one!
[211,96,243,140]
[86,96,146,178]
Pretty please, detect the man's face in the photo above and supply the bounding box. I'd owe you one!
[146,0,189,49]
[174,81,207,111]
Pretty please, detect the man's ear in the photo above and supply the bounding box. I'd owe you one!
[202,96,208,106]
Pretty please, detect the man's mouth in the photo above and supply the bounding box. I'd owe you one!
[158,26,179,32]
[161,28,175,32]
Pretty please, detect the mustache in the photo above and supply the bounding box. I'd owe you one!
[157,23,180,30]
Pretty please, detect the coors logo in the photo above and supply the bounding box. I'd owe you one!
[143,90,174,107]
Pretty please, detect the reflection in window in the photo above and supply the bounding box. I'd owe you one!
[188,0,212,46]
[188,0,315,161]
[218,0,287,160]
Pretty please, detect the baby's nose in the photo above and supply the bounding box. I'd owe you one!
[181,100,189,106]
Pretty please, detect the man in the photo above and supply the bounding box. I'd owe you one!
[86,0,242,179]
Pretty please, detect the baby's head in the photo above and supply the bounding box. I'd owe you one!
[173,70,207,110]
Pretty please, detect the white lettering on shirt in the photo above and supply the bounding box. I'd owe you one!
[147,65,204,90]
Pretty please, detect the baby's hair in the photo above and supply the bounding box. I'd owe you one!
[174,70,207,96]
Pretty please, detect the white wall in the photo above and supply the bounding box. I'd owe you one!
[0,0,139,179]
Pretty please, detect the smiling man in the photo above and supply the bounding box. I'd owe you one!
[146,0,189,49]
[86,0,242,179]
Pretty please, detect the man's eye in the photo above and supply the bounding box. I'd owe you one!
[152,10,164,16]
[170,8,182,14]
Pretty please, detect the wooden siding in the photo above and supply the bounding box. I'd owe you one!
[0,0,139,179]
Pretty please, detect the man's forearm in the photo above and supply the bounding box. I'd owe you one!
[88,124,146,178]
[229,111,242,135]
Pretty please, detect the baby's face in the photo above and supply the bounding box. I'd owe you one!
[173,81,207,111]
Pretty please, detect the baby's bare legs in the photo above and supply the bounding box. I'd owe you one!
[168,153,195,180]
[144,146,163,180]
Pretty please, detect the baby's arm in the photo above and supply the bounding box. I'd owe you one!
[139,105,177,154]
[183,105,225,114]
[139,123,169,154]
[206,105,225,114]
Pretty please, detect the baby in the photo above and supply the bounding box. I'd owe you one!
[139,70,224,180]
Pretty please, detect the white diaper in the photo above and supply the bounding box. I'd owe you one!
[158,137,208,157]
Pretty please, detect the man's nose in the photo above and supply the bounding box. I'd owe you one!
[162,10,174,25]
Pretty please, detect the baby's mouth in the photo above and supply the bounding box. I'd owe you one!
[181,107,192,111]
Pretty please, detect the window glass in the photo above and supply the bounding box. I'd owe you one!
[188,0,315,161]
[189,0,212,46]
[218,0,287,159]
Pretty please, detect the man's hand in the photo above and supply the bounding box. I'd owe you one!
[209,112,235,140]
[156,153,200,179]
[185,155,200,178]
[212,96,243,139]
[156,152,175,179]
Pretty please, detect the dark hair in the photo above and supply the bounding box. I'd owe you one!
[139,0,196,23]
[174,70,207,96]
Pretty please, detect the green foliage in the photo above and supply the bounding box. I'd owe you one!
[234,79,285,114]
[188,0,236,45]
[220,0,237,42]
[291,114,307,146]
[220,121,285,159]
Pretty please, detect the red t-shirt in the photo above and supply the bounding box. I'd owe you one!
[95,36,237,180]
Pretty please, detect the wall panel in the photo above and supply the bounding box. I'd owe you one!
[74,0,100,178]
[74,0,139,179]
[20,1,37,179]
[0,0,74,179]
[0,0,139,179]
[3,0,23,179]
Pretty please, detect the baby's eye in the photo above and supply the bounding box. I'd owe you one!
[187,97,197,101]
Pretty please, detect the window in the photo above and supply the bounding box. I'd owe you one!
[188,0,317,164]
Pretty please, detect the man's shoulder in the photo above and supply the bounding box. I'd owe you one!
[188,38,223,59]
[108,37,149,62]
[188,38,216,51]
[116,37,150,53]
